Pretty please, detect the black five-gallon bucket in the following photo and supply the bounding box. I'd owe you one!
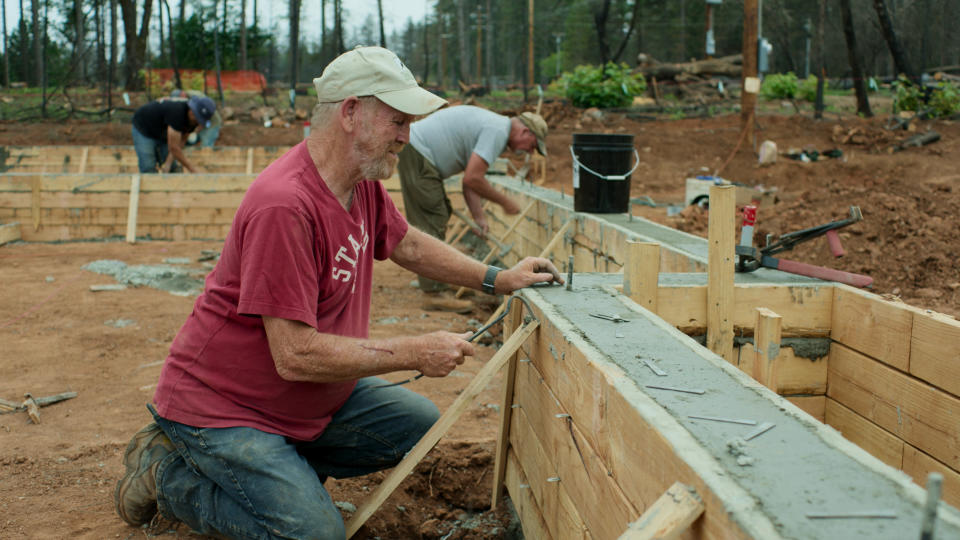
[571,133,638,213]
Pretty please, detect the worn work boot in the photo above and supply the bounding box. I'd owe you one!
[114,422,176,526]
[422,293,474,314]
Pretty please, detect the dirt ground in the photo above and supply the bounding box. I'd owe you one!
[1,97,958,539]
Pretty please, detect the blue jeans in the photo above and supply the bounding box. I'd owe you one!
[131,125,168,173]
[149,377,439,539]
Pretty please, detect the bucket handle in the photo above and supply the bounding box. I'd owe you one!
[569,146,640,181]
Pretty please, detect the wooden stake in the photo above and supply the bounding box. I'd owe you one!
[455,201,535,298]
[345,320,540,538]
[78,146,89,173]
[753,307,782,391]
[706,184,735,363]
[490,297,526,508]
[624,241,660,313]
[31,176,41,231]
[617,482,704,540]
[125,174,141,244]
[245,148,255,174]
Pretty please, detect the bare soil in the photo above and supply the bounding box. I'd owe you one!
[1,97,958,539]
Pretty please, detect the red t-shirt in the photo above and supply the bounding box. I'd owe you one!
[153,142,409,441]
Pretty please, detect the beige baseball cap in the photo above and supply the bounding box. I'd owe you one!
[516,112,549,156]
[313,46,447,116]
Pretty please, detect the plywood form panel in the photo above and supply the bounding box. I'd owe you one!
[513,352,639,539]
[504,451,555,540]
[824,398,905,470]
[509,405,592,540]
[827,343,960,470]
[520,310,752,540]
[910,310,960,398]
[832,286,912,371]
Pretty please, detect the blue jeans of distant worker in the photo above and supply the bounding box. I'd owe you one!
[149,377,439,539]
[131,125,168,173]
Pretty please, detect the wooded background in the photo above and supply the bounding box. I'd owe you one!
[3,0,960,94]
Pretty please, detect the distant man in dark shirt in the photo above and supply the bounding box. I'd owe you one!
[131,95,216,173]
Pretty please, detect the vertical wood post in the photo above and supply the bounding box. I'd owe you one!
[753,307,782,391]
[624,240,660,314]
[125,174,141,244]
[491,297,526,508]
[741,0,759,145]
[707,184,735,363]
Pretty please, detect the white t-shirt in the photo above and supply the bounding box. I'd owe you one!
[409,105,510,178]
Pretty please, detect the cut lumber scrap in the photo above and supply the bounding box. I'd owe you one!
[345,320,540,538]
[0,391,79,415]
[618,482,704,540]
[0,221,20,245]
[22,394,40,424]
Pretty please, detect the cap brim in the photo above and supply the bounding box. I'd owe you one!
[375,86,447,116]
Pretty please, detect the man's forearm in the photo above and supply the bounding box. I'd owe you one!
[265,317,420,383]
[391,227,487,290]
[461,174,510,208]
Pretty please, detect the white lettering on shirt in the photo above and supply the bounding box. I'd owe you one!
[331,220,370,294]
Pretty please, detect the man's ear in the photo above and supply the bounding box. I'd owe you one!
[339,97,361,133]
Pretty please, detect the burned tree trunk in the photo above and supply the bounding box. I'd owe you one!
[840,0,872,117]
[872,0,919,85]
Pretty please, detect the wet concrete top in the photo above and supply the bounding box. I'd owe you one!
[522,273,960,540]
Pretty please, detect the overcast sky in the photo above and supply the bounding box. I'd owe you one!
[2,0,432,50]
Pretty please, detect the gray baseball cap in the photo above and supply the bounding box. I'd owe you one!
[313,47,447,116]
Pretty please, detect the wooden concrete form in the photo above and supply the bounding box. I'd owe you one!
[494,275,960,539]
[6,146,960,534]
[0,145,288,174]
[0,145,469,242]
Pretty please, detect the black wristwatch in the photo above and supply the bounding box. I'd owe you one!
[482,266,501,295]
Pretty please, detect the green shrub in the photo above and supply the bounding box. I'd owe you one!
[892,75,923,113]
[928,81,960,117]
[893,76,960,117]
[760,72,798,100]
[557,62,646,108]
[797,75,826,102]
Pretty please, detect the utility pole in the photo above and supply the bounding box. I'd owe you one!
[741,0,758,147]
